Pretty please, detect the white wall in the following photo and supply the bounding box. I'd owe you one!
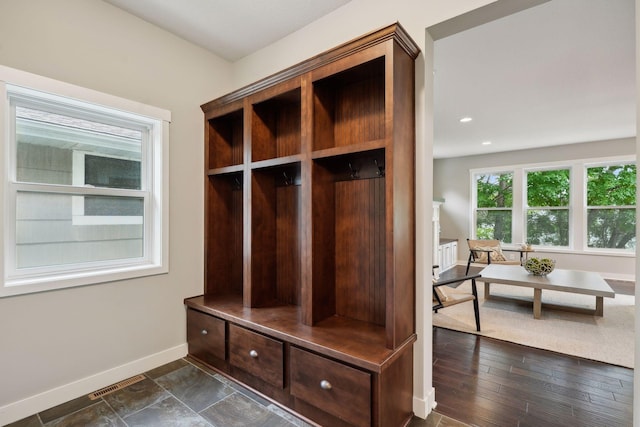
[434,138,636,280]
[0,0,232,424]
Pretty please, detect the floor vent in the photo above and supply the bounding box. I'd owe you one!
[87,374,146,400]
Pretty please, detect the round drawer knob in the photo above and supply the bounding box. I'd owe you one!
[320,380,332,390]
[249,350,259,358]
[201,329,208,335]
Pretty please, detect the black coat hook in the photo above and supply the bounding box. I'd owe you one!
[348,162,359,179]
[374,159,385,177]
[282,171,294,186]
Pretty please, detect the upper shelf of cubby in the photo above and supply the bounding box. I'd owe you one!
[200,23,419,113]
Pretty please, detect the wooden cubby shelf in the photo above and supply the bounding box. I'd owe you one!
[206,108,244,169]
[187,23,418,427]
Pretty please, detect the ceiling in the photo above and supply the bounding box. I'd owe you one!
[434,0,635,158]
[103,0,351,61]
[104,0,635,159]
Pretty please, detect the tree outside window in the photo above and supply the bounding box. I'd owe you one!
[526,169,570,246]
[587,164,636,250]
[475,172,512,242]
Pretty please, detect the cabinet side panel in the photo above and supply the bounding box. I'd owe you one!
[335,178,385,325]
[376,347,414,427]
[387,43,416,347]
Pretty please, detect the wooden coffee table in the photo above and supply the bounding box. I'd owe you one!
[478,264,615,319]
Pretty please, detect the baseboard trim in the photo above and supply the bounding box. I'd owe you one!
[0,344,188,426]
[413,387,437,419]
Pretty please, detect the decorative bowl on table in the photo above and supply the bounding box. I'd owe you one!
[524,257,555,276]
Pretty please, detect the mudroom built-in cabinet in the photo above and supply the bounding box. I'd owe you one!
[185,23,419,427]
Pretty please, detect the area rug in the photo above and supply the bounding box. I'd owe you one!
[432,281,635,368]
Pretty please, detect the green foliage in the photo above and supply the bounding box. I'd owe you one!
[588,208,636,249]
[476,173,512,208]
[527,169,570,206]
[475,173,513,242]
[474,164,636,250]
[586,165,636,250]
[476,210,512,242]
[526,209,569,246]
[587,164,636,206]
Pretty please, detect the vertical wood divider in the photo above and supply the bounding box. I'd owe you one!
[300,73,314,325]
[243,98,252,307]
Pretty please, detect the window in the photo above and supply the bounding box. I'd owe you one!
[586,164,636,250]
[526,168,570,247]
[474,172,513,242]
[471,157,635,254]
[0,66,170,296]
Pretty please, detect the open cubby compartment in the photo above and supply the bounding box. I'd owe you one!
[207,108,244,170]
[312,56,386,151]
[205,172,244,296]
[310,149,386,327]
[248,162,302,308]
[251,88,301,162]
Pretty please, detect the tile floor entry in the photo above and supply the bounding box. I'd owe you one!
[7,357,466,427]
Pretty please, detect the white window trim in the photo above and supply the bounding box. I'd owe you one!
[0,65,170,297]
[470,155,636,256]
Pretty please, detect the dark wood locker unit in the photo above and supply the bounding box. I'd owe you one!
[186,23,418,427]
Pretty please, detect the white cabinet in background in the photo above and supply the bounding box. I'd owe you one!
[433,200,458,272]
[438,239,458,272]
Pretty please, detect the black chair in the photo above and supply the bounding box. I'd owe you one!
[433,269,481,332]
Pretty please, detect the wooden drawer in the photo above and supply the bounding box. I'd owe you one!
[228,324,284,388]
[187,309,226,362]
[290,347,371,427]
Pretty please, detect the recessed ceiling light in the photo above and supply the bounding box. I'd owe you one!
[459,117,473,123]
[482,141,492,145]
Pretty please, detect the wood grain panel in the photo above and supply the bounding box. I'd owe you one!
[250,171,277,306]
[228,324,284,388]
[186,309,226,363]
[312,57,385,151]
[276,101,301,158]
[290,346,371,427]
[276,184,301,305]
[335,177,385,325]
[208,111,243,169]
[310,162,337,324]
[252,90,301,162]
[206,175,243,295]
[251,168,301,307]
[433,327,634,427]
[334,76,384,147]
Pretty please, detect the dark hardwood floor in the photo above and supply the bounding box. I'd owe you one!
[433,327,634,427]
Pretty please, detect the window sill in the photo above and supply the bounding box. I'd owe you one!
[529,247,635,258]
[1,262,168,298]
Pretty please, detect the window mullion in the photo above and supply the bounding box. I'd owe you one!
[512,168,524,244]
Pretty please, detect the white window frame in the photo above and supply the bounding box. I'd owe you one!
[0,65,170,297]
[471,170,515,243]
[524,166,572,249]
[583,160,637,253]
[470,155,635,256]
